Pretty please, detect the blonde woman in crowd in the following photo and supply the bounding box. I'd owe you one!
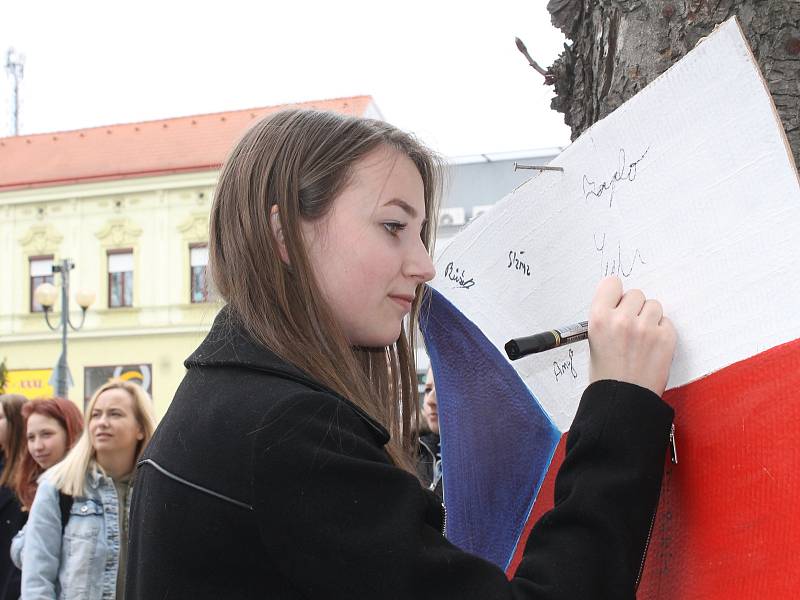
[21,380,155,599]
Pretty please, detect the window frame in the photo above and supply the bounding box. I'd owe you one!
[29,254,55,313]
[107,248,134,309]
[189,242,209,304]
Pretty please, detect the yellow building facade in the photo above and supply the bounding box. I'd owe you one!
[1,171,219,416]
[0,96,379,416]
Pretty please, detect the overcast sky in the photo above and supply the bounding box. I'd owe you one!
[0,1,570,157]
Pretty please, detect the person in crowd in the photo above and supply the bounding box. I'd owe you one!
[0,395,27,600]
[16,397,85,510]
[9,397,86,574]
[20,380,155,599]
[417,367,443,499]
[126,109,676,599]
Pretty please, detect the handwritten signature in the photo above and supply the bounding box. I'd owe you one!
[444,262,475,289]
[553,348,578,382]
[582,147,650,207]
[594,233,646,278]
[507,250,532,277]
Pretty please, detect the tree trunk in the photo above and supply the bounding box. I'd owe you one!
[546,0,800,168]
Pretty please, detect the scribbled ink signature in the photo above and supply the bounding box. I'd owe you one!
[553,348,578,382]
[444,262,475,289]
[507,250,532,277]
[594,233,647,278]
[582,147,650,207]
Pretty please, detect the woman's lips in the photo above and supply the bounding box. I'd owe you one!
[390,294,414,312]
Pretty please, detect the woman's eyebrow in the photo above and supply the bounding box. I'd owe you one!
[383,198,417,218]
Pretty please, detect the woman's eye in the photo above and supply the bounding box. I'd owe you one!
[383,222,406,235]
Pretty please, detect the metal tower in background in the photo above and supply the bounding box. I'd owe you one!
[5,48,25,136]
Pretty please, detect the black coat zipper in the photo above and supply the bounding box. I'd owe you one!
[635,423,676,590]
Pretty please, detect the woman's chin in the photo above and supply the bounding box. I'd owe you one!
[350,327,403,348]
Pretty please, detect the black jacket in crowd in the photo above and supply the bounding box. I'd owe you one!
[126,309,674,599]
[416,432,443,500]
[0,477,24,600]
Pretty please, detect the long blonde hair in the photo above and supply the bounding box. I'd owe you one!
[47,380,156,496]
[210,109,442,471]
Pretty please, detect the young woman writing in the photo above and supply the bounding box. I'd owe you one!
[126,109,676,599]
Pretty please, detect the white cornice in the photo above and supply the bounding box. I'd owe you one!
[0,324,213,344]
[0,171,220,206]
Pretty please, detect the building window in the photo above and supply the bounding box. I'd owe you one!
[30,256,54,313]
[190,244,209,303]
[108,249,133,308]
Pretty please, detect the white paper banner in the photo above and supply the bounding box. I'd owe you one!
[431,18,800,431]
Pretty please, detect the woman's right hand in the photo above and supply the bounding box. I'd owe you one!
[588,276,677,397]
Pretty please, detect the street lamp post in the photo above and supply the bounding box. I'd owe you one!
[34,258,95,398]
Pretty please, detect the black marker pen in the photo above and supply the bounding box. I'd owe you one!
[504,321,588,360]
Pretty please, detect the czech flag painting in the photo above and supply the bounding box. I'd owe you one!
[420,287,562,571]
[420,18,800,597]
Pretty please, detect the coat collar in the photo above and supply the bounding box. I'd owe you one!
[420,432,440,448]
[187,307,390,446]
[87,461,111,488]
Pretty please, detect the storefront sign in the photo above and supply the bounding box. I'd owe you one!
[5,369,55,399]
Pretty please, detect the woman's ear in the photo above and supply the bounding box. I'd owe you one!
[270,205,290,265]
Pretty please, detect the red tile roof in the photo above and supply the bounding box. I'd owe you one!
[0,95,378,191]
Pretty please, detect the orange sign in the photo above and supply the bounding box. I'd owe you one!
[5,369,55,399]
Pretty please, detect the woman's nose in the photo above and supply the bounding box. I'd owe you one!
[406,239,436,283]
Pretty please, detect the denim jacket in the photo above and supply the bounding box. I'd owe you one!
[19,463,127,600]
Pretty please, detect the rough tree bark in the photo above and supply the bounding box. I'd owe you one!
[546,0,800,168]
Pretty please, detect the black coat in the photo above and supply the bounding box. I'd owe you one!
[0,481,24,600]
[126,310,674,599]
